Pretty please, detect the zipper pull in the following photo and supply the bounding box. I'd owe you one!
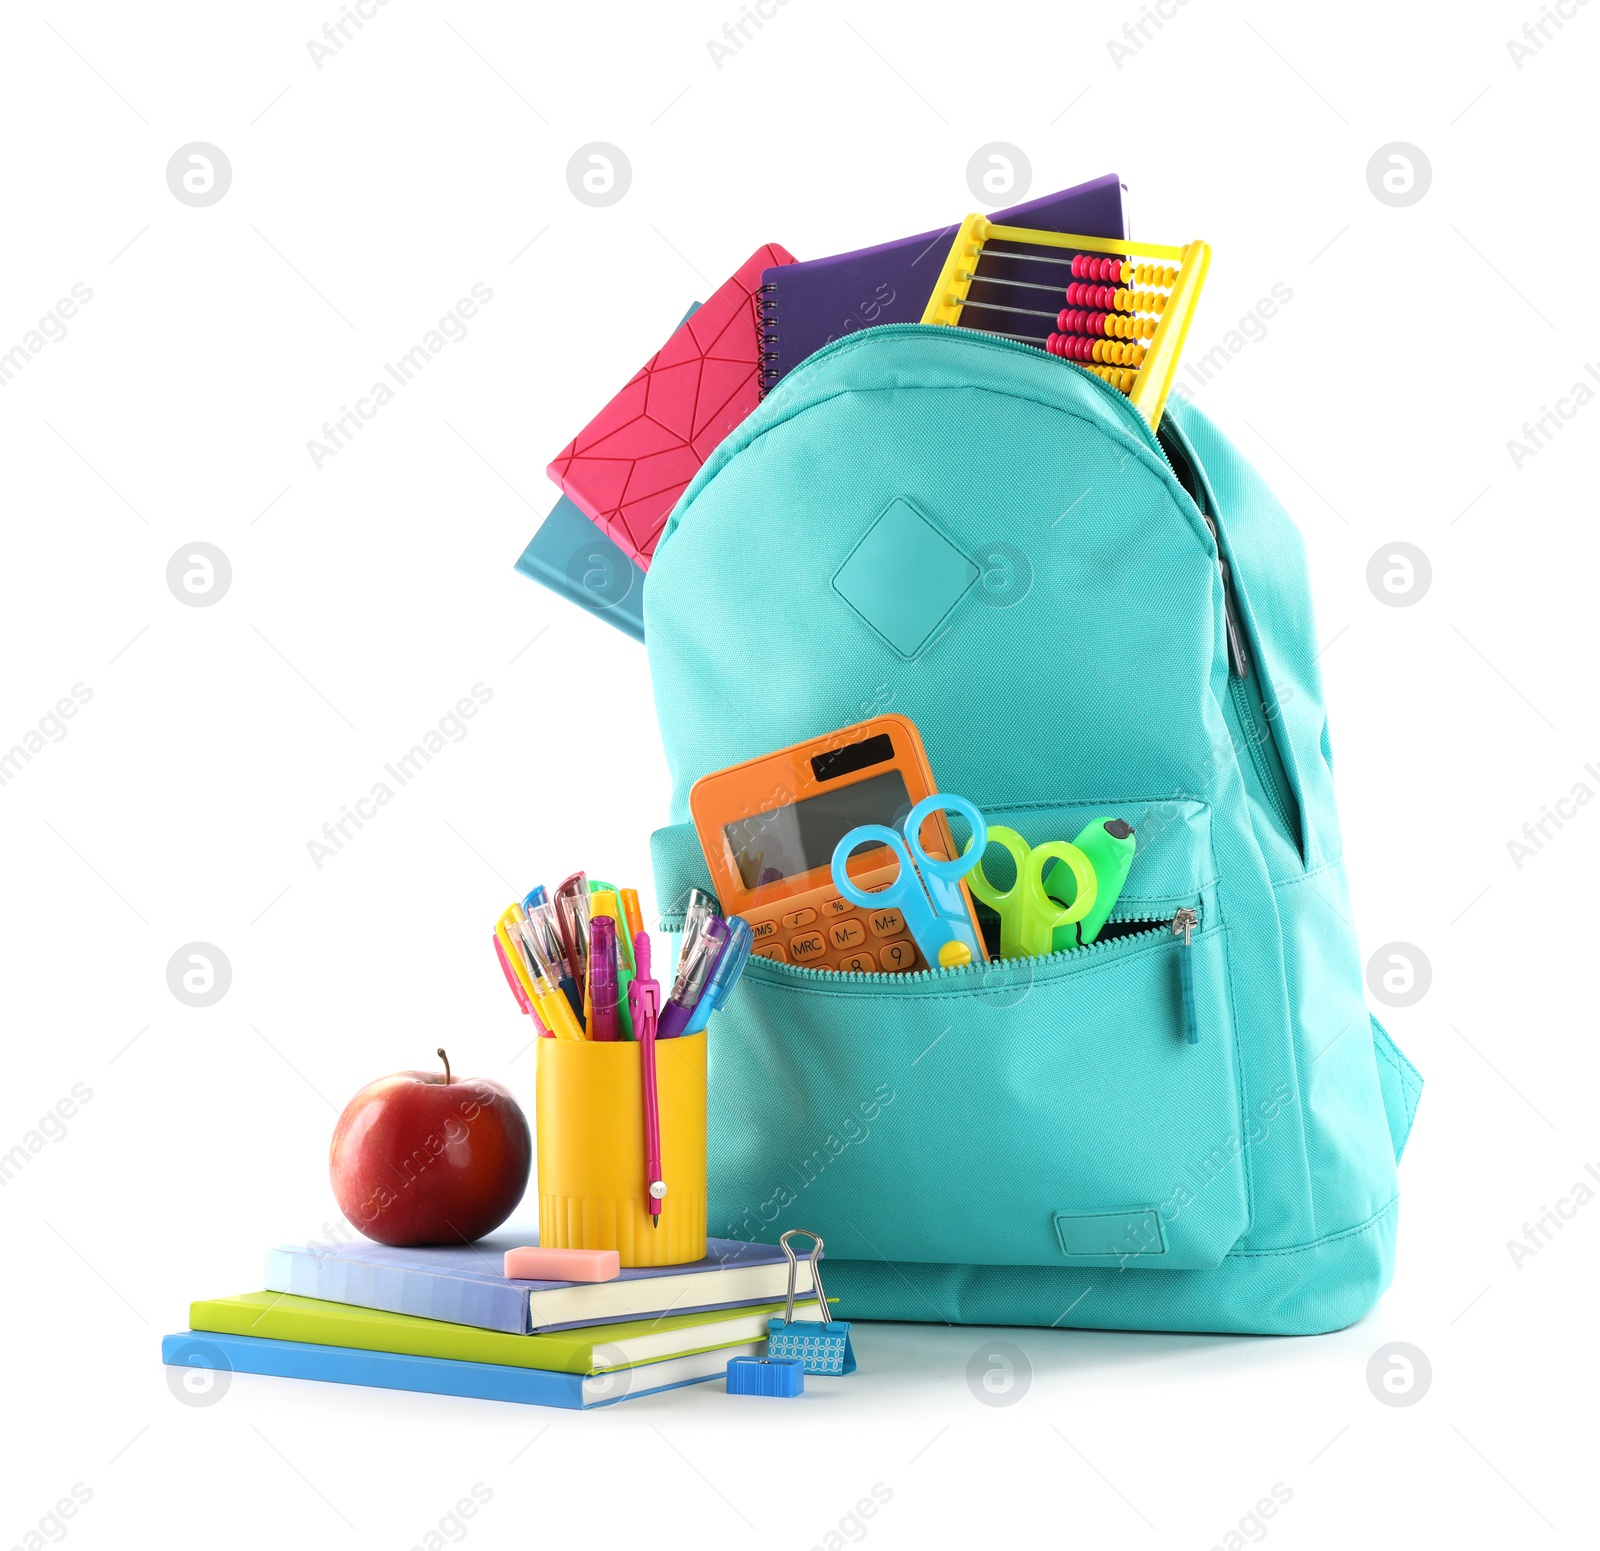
[1171,908,1200,1045]
[1202,514,1250,679]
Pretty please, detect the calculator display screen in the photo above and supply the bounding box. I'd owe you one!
[722,770,914,893]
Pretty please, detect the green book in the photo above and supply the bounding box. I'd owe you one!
[190,1290,819,1376]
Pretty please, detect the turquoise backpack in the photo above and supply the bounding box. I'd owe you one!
[643,324,1422,1336]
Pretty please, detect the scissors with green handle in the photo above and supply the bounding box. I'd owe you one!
[964,827,1098,961]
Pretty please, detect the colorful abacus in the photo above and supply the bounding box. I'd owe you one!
[919,214,1211,429]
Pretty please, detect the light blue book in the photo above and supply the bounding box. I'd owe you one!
[162,1331,758,1409]
[515,493,646,643]
[265,1229,812,1335]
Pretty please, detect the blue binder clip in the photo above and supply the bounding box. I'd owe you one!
[726,1354,805,1397]
[766,1229,856,1376]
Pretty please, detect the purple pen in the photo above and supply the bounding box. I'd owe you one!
[657,916,729,1040]
[588,915,620,1043]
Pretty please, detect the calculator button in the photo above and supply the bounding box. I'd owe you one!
[867,907,905,938]
[829,919,866,950]
[877,940,916,972]
[790,932,827,962]
[781,907,817,929]
[838,952,875,973]
[750,918,779,943]
[754,940,788,963]
[820,897,855,917]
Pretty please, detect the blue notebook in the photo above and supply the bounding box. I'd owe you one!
[515,493,646,643]
[515,301,702,642]
[265,1230,813,1335]
[162,1331,758,1409]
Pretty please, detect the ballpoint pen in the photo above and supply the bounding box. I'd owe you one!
[677,888,717,974]
[528,901,584,1023]
[515,914,586,1041]
[627,930,666,1228]
[555,872,591,1006]
[587,915,621,1042]
[658,916,729,1040]
[495,906,547,1025]
[683,915,753,1035]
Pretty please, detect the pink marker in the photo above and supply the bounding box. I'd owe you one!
[588,915,621,1043]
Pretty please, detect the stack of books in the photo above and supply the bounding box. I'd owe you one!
[162,1230,817,1410]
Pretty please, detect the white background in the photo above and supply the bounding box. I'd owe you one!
[2,1,1595,1547]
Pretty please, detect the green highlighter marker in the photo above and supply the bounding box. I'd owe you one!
[1045,819,1137,951]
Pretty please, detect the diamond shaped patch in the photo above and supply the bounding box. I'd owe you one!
[831,497,979,659]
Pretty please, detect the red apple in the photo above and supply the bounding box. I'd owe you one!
[330,1049,531,1246]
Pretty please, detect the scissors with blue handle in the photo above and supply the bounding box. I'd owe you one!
[831,795,988,970]
[964,827,1097,961]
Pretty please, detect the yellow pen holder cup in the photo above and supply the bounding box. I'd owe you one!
[535,1032,707,1268]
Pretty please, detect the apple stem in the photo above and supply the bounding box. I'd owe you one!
[437,1047,451,1084]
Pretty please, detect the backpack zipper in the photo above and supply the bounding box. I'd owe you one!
[1172,907,1200,1045]
[736,904,1207,1044]
[736,321,1192,483]
[1200,512,1249,678]
[736,906,1201,986]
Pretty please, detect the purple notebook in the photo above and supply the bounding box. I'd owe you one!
[758,173,1127,391]
[266,1229,811,1335]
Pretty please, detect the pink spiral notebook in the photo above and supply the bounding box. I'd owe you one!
[546,243,796,569]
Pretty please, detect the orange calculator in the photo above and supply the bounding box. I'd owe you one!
[689,715,987,975]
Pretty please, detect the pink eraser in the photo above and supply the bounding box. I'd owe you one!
[503,1246,621,1282]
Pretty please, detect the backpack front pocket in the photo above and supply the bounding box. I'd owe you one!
[704,800,1254,1271]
